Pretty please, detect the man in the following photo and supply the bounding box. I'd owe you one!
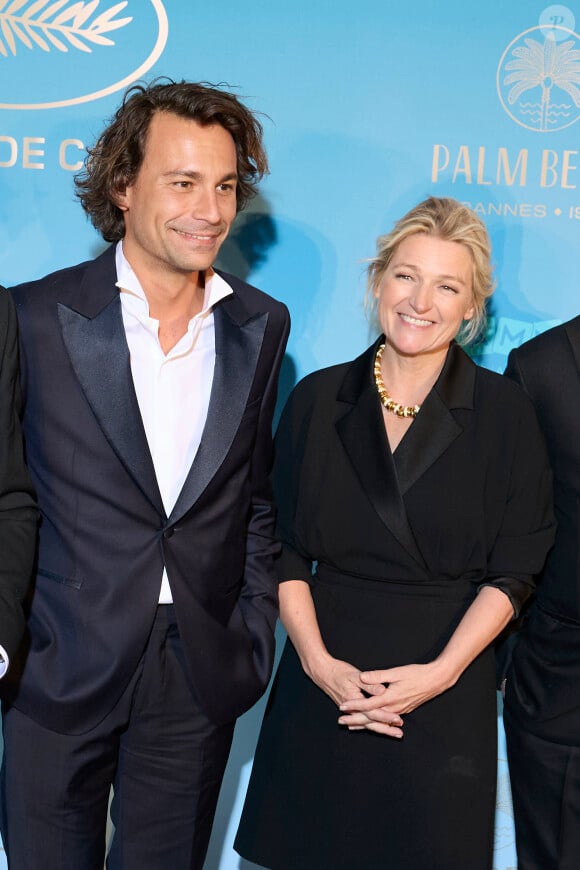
[0,81,290,870]
[0,287,36,683]
[504,321,580,870]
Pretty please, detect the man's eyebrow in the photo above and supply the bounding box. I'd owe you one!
[162,170,202,180]
[161,170,238,182]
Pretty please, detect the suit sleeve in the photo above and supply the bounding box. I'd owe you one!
[237,304,290,687]
[0,288,37,669]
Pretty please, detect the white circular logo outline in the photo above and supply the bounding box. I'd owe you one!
[0,0,168,111]
[496,24,580,133]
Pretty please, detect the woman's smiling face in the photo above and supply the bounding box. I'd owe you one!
[375,233,475,362]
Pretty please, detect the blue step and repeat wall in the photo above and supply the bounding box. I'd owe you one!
[1,1,579,867]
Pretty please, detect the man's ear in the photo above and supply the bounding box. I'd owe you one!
[114,187,129,212]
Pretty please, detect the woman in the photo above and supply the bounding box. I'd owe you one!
[234,197,554,869]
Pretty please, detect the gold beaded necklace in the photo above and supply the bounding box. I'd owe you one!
[373,343,421,419]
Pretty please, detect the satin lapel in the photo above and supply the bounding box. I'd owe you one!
[394,343,471,495]
[58,295,164,515]
[168,300,268,524]
[335,344,426,569]
[394,392,462,496]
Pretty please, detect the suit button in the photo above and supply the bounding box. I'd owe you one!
[163,528,174,539]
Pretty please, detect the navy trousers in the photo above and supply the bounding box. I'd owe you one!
[0,606,235,870]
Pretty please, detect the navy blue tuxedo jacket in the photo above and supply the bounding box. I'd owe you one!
[8,246,290,734]
[505,317,580,743]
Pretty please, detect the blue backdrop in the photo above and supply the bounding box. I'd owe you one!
[2,1,579,867]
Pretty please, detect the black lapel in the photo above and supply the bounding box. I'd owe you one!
[167,293,268,524]
[394,343,472,495]
[57,250,163,515]
[335,339,426,568]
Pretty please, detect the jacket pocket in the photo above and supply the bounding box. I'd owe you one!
[38,567,83,590]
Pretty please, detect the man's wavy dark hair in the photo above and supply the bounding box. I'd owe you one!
[74,79,268,242]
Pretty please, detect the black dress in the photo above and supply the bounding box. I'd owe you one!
[235,339,554,870]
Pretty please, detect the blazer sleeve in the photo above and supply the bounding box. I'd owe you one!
[482,381,555,617]
[504,346,527,392]
[273,377,318,585]
[0,287,37,668]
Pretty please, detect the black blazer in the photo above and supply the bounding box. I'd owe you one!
[505,318,580,742]
[274,339,554,615]
[9,246,289,733]
[0,287,37,668]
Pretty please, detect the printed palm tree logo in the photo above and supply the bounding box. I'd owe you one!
[497,25,580,132]
[0,0,132,56]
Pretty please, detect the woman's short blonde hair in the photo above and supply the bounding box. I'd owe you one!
[366,196,496,345]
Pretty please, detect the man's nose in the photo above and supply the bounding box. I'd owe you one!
[193,186,222,224]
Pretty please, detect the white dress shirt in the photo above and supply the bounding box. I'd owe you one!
[116,242,233,602]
